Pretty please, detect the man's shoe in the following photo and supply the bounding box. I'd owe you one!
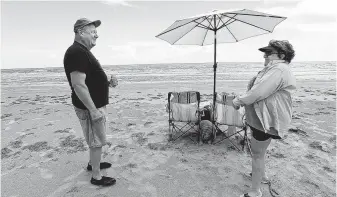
[90,176,116,186]
[87,162,112,171]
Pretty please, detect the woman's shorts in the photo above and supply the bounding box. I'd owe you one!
[74,106,107,148]
[250,126,281,141]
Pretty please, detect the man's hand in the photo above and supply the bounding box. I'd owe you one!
[89,109,103,121]
[109,75,118,88]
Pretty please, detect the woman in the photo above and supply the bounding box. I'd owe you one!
[232,40,296,197]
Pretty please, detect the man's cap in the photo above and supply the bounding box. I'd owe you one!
[74,18,101,33]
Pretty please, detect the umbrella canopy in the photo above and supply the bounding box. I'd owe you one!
[155,9,286,120]
[156,9,286,45]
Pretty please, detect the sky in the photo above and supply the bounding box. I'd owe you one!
[1,0,336,69]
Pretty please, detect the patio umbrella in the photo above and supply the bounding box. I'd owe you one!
[155,9,286,116]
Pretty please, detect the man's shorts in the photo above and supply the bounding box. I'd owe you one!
[74,106,107,148]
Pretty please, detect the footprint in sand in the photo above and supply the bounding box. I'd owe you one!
[323,166,334,173]
[144,121,153,126]
[9,140,23,149]
[309,141,331,153]
[16,131,26,136]
[7,120,16,125]
[46,123,53,127]
[54,128,73,134]
[39,150,54,158]
[40,168,53,179]
[127,123,136,127]
[2,147,13,159]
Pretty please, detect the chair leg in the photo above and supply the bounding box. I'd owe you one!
[168,121,173,141]
[213,125,252,153]
[245,128,252,156]
[242,127,247,150]
[169,122,200,143]
[197,121,201,143]
[241,127,252,156]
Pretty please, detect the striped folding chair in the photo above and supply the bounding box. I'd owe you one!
[167,91,201,143]
[213,92,252,155]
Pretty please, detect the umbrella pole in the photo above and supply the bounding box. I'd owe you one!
[212,31,217,121]
[212,16,217,142]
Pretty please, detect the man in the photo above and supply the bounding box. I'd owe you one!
[63,18,118,186]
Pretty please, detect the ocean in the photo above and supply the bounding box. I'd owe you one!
[1,61,335,87]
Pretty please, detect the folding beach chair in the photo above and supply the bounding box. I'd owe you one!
[213,92,252,155]
[167,91,201,143]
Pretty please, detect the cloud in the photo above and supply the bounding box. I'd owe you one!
[254,0,336,32]
[295,23,336,32]
[296,0,336,16]
[101,0,142,8]
[28,49,60,59]
[104,41,207,64]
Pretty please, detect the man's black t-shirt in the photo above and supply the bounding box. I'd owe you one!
[63,41,109,109]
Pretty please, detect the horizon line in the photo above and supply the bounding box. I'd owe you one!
[1,60,336,70]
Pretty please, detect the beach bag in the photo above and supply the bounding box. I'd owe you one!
[200,120,215,143]
[214,93,245,127]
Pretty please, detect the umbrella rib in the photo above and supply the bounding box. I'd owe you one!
[193,18,213,31]
[172,17,209,45]
[205,15,215,29]
[214,14,223,30]
[218,19,235,29]
[218,14,238,29]
[222,11,285,18]
[156,17,211,37]
[220,13,272,32]
[201,19,214,46]
[225,26,238,42]
[218,16,238,42]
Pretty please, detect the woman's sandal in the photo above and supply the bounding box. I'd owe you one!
[249,172,270,184]
[240,190,262,197]
[240,189,262,197]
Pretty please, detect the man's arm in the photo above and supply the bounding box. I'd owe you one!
[70,71,101,119]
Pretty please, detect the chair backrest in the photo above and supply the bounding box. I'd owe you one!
[215,92,235,105]
[214,92,245,127]
[167,91,201,122]
[168,91,200,104]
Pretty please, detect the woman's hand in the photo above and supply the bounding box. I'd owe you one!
[232,97,241,110]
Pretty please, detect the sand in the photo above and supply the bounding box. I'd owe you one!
[1,80,336,197]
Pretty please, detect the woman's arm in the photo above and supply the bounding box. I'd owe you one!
[234,68,284,106]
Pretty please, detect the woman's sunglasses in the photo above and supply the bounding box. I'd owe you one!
[264,51,279,56]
